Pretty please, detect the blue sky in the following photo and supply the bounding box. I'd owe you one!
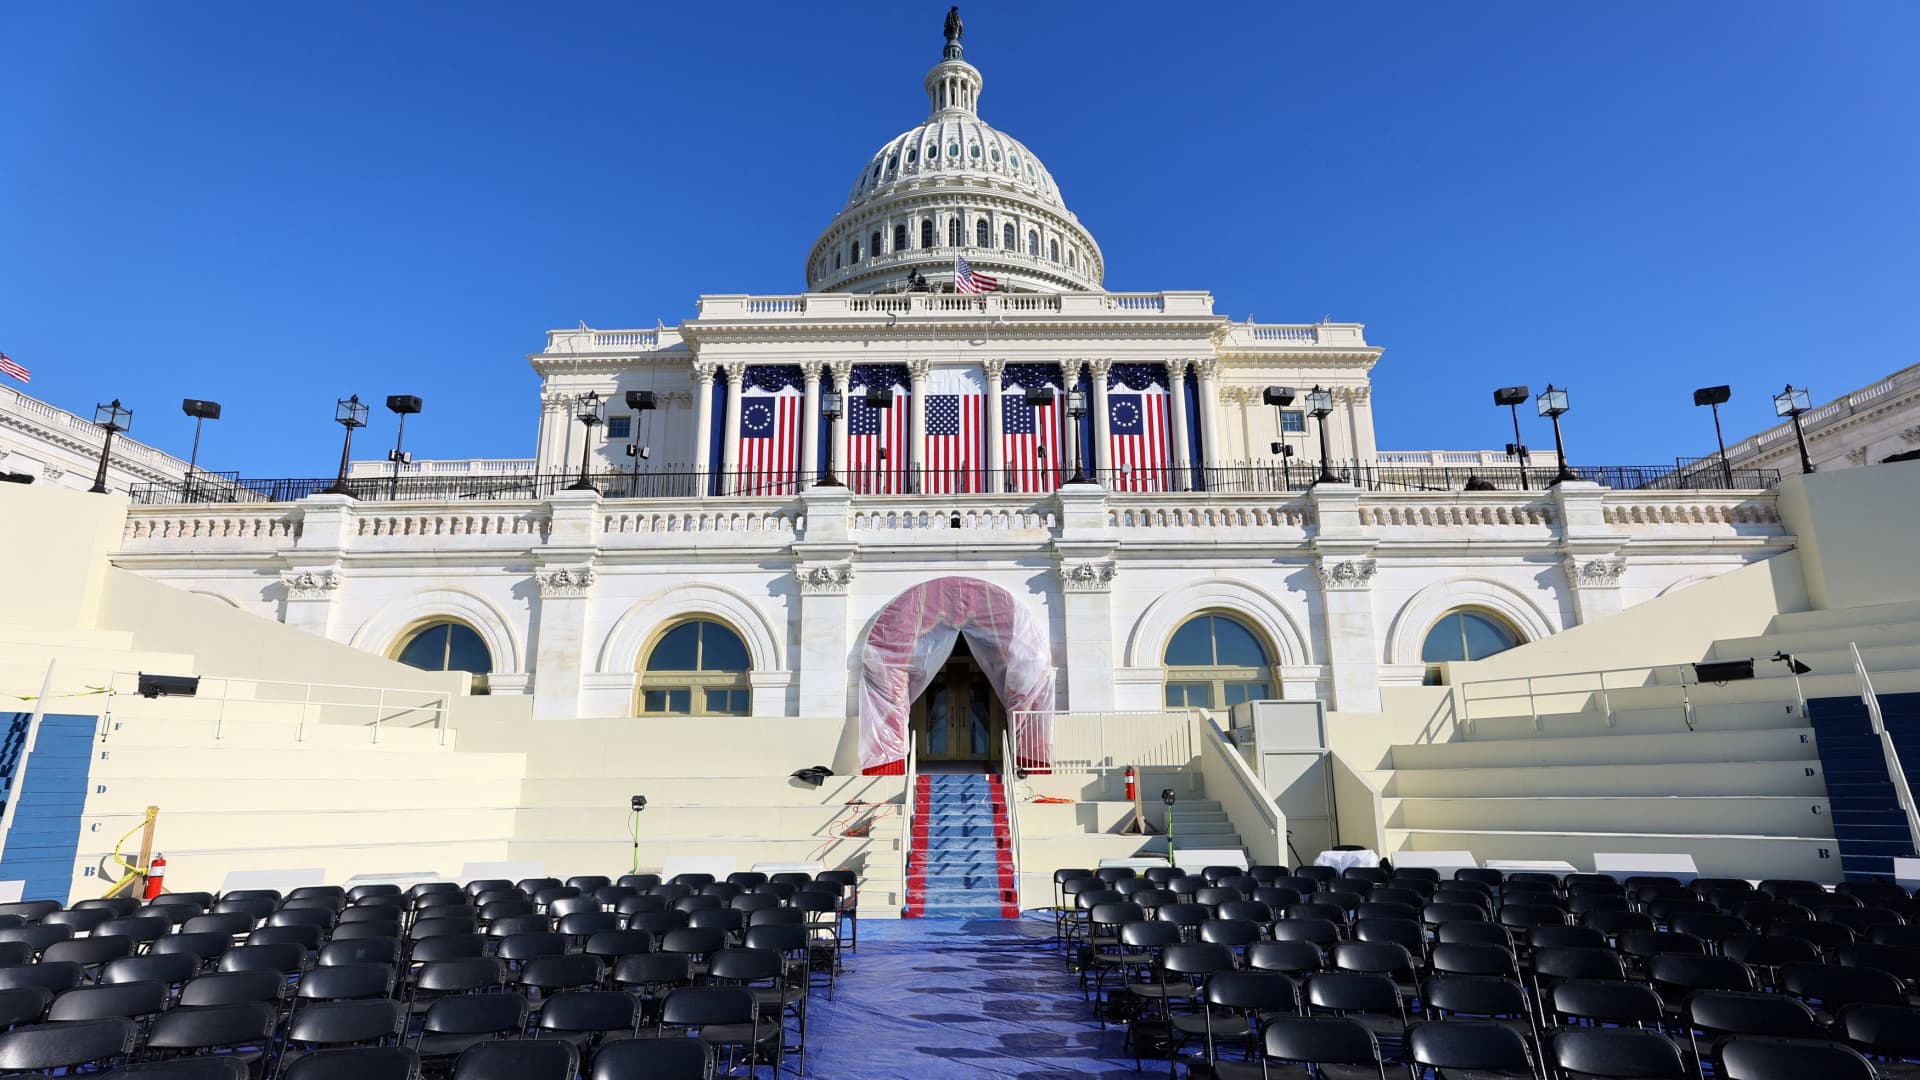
[2,3,1915,475]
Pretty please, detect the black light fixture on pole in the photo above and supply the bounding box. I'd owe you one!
[817,387,844,487]
[385,395,422,501]
[323,396,369,497]
[1692,385,1734,489]
[1492,386,1531,490]
[1160,788,1177,865]
[1025,386,1057,491]
[864,384,894,492]
[1306,385,1338,486]
[1536,384,1578,485]
[1773,384,1815,475]
[1263,386,1297,490]
[88,399,133,494]
[180,398,221,502]
[567,391,605,492]
[1064,387,1092,485]
[624,390,656,494]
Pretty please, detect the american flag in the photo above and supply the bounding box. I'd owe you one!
[0,353,27,383]
[736,366,803,495]
[849,366,909,494]
[1107,363,1172,492]
[1002,363,1062,493]
[954,255,997,294]
[923,393,984,494]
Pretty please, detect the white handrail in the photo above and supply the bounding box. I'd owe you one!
[102,670,452,744]
[898,742,917,916]
[1851,643,1920,852]
[1000,731,1023,912]
[1452,661,1804,735]
[1190,709,1284,865]
[0,661,58,865]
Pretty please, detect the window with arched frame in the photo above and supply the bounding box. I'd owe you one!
[638,618,752,716]
[893,224,907,252]
[1027,231,1039,256]
[975,219,989,247]
[921,219,935,248]
[394,620,493,694]
[1162,613,1275,710]
[1048,239,1060,263]
[1002,224,1015,250]
[1420,609,1521,682]
[869,231,881,258]
[947,217,962,247]
[850,239,861,262]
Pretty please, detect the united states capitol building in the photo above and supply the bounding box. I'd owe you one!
[9,16,1800,774]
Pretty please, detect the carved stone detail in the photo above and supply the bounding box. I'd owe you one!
[1901,424,1920,446]
[1316,559,1377,590]
[1845,447,1869,466]
[281,569,341,599]
[690,363,717,386]
[795,563,855,595]
[537,566,596,598]
[982,357,1006,380]
[1565,556,1627,588]
[908,358,932,381]
[721,362,748,385]
[1060,560,1117,592]
[1085,358,1113,381]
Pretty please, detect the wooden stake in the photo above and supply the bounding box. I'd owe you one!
[134,806,158,887]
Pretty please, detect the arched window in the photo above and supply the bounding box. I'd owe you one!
[975,219,989,247]
[1162,613,1273,710]
[893,224,907,252]
[921,219,935,248]
[639,619,751,716]
[395,620,493,694]
[870,231,881,257]
[834,251,842,270]
[1049,239,1060,263]
[1420,610,1521,666]
[948,217,962,246]
[850,239,861,262]
[1027,231,1039,256]
[1002,224,1015,250]
[1068,249,1076,269]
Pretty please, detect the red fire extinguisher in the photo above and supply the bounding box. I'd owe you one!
[144,855,167,901]
[1124,766,1137,803]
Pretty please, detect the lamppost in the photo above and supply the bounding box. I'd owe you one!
[1774,384,1815,474]
[323,395,368,497]
[817,388,844,487]
[180,398,221,502]
[1692,385,1734,488]
[1064,387,1092,485]
[1161,788,1177,865]
[1536,384,1578,485]
[624,390,656,495]
[1025,386,1056,491]
[567,391,605,492]
[385,395,422,501]
[1263,387,1297,491]
[1492,386,1531,490]
[1306,385,1338,486]
[88,399,132,494]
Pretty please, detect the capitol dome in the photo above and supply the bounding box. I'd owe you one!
[805,13,1104,294]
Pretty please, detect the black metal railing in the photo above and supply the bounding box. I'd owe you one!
[126,461,1782,506]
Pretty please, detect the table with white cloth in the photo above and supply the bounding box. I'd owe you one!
[1313,849,1381,874]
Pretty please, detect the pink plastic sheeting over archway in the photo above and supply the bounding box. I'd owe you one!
[858,576,1055,775]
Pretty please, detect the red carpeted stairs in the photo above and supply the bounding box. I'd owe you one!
[905,773,1019,918]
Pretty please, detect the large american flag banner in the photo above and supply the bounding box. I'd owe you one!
[849,364,910,494]
[922,366,986,494]
[736,365,804,494]
[1001,363,1063,493]
[1107,362,1173,492]
[954,255,998,294]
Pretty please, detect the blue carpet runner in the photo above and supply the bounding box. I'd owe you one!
[1809,692,1920,880]
[907,773,1018,919]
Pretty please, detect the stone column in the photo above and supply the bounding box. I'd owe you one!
[794,485,856,718]
[1553,480,1626,623]
[530,490,601,721]
[1054,483,1117,712]
[278,493,354,639]
[828,362,852,481]
[800,364,822,487]
[1088,359,1113,479]
[1308,485,1381,712]
[908,358,930,494]
[1194,358,1222,471]
[984,358,1006,490]
[279,567,342,639]
[691,364,716,483]
[1167,360,1192,490]
[719,364,746,495]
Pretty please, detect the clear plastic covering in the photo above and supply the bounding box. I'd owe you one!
[858,576,1055,774]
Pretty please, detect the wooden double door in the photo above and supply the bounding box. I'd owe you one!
[910,642,1006,766]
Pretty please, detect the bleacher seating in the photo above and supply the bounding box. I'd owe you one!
[1053,861,1920,1078]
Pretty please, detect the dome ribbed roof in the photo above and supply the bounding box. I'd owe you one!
[842,115,1065,213]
